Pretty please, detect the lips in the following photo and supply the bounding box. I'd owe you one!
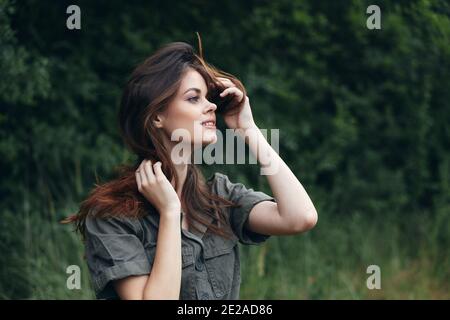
[201,120,216,128]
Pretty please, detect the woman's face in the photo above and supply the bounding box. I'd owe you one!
[156,68,218,147]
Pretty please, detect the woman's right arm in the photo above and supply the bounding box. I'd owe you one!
[114,210,182,300]
[114,160,182,300]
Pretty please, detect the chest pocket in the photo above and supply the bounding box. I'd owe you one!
[181,243,194,268]
[203,234,238,298]
[144,241,194,269]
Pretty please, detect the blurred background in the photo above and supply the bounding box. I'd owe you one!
[0,0,449,299]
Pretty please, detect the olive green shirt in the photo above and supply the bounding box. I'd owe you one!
[84,172,276,300]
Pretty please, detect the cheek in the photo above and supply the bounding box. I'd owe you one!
[165,104,200,133]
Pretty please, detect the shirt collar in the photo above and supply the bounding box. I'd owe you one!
[145,207,214,239]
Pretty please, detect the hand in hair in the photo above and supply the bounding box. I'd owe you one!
[135,159,181,217]
[217,77,256,131]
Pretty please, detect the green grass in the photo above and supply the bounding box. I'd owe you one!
[240,205,450,299]
[1,201,448,299]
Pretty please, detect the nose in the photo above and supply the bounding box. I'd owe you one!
[205,101,217,113]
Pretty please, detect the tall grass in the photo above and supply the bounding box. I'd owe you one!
[1,198,448,299]
[240,204,450,299]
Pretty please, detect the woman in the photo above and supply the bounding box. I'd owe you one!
[63,38,318,300]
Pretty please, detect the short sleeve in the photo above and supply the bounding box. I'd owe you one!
[209,172,276,245]
[84,215,151,299]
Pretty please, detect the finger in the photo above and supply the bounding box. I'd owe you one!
[144,159,156,183]
[135,170,142,191]
[138,161,148,186]
[219,87,234,97]
[153,162,165,181]
[217,77,235,87]
[220,87,244,101]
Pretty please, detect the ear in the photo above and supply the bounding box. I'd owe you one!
[153,113,165,128]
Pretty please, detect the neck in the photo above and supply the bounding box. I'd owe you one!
[163,139,194,198]
[173,161,188,198]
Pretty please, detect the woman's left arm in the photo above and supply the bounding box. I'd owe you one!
[219,79,318,235]
[238,122,318,236]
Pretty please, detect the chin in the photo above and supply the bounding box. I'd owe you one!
[202,135,217,145]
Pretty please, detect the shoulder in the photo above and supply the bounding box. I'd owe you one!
[206,172,250,201]
[206,172,229,184]
[84,210,143,238]
[206,172,229,189]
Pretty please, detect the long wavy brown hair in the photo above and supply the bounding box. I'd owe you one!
[61,33,247,240]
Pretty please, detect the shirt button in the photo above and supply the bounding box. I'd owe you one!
[195,258,204,271]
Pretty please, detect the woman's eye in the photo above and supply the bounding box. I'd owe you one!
[188,96,200,103]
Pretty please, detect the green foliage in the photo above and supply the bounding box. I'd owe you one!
[0,0,449,299]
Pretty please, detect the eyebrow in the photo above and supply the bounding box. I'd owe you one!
[183,87,203,95]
